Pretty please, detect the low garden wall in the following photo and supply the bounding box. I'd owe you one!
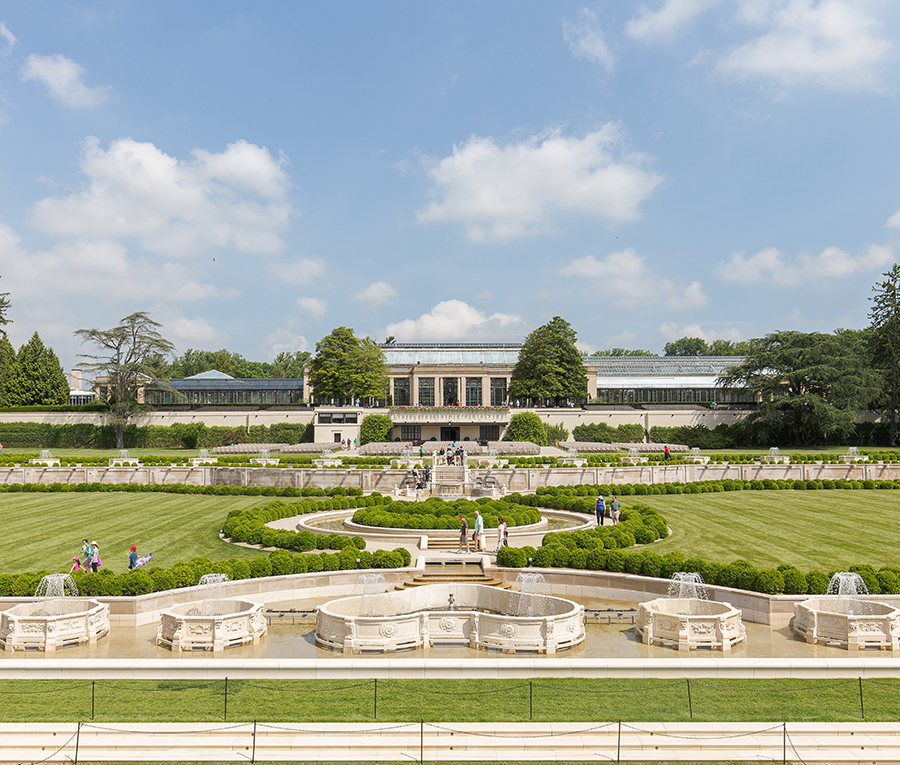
[1,462,899,490]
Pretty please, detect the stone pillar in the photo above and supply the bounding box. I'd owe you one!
[411,372,419,406]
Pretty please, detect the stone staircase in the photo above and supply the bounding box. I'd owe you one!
[396,569,510,590]
[431,465,467,495]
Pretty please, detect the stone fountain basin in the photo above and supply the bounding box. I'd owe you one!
[316,583,584,654]
[792,598,900,650]
[0,599,109,652]
[635,598,746,652]
[157,599,267,652]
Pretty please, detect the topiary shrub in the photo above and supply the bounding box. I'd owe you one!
[777,565,807,595]
[805,570,829,594]
[877,568,900,594]
[753,569,785,594]
[249,557,272,579]
[497,546,527,568]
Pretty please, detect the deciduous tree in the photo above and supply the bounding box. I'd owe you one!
[75,312,175,448]
[507,411,547,445]
[359,413,393,445]
[509,317,587,405]
[309,327,388,403]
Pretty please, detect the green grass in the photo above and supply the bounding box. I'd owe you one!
[631,490,899,570]
[0,678,893,723]
[0,493,274,573]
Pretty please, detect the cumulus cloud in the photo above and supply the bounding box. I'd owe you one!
[0,22,16,55]
[718,244,894,285]
[659,322,744,342]
[20,53,111,108]
[384,300,525,342]
[560,248,707,310]
[296,296,327,320]
[355,281,397,307]
[715,0,891,89]
[417,125,662,241]
[626,0,719,44]
[268,257,326,286]
[29,136,294,256]
[159,313,221,348]
[266,324,309,356]
[563,9,615,70]
[887,210,900,229]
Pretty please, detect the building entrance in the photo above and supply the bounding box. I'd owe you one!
[440,427,460,442]
[442,378,459,406]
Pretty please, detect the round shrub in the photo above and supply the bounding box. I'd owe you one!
[805,570,829,594]
[248,558,272,578]
[497,546,528,568]
[753,569,785,594]
[777,566,807,595]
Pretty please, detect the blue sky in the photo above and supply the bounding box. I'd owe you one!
[1,1,899,372]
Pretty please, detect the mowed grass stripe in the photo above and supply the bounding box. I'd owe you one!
[637,491,900,570]
[1,494,274,573]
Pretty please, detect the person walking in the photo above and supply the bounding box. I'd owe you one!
[474,510,484,552]
[610,495,621,524]
[458,515,470,553]
[595,495,606,526]
[664,445,671,462]
[81,539,92,567]
[69,557,82,573]
[90,541,101,573]
[128,546,138,570]
[496,516,508,551]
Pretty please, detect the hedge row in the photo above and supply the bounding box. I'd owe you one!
[351,497,541,530]
[0,547,412,598]
[222,496,397,552]
[528,477,900,501]
[0,482,363,498]
[0,421,313,449]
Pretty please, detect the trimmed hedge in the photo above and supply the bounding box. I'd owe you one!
[0,544,413,598]
[0,482,363,498]
[351,497,541,530]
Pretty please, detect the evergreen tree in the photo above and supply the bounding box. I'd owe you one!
[3,332,68,405]
[0,335,15,406]
[870,264,900,445]
[509,317,587,405]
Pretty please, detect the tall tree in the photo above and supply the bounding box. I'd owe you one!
[271,350,311,378]
[590,348,658,357]
[0,335,15,406]
[870,264,900,445]
[664,337,709,356]
[509,316,587,405]
[3,332,68,406]
[0,276,10,337]
[309,327,388,403]
[719,330,880,446]
[74,312,175,448]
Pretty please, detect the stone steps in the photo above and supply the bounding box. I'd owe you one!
[396,571,511,589]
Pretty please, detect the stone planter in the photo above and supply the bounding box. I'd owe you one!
[791,599,900,650]
[157,600,267,652]
[0,599,109,652]
[635,598,746,651]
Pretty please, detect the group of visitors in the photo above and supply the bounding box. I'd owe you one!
[458,510,507,554]
[595,495,621,526]
[340,438,358,450]
[72,539,102,573]
[440,444,465,465]
[70,540,143,573]
[411,465,431,500]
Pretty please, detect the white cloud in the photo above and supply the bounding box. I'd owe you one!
[718,244,894,285]
[355,281,397,307]
[159,313,221,348]
[659,322,744,342]
[29,136,294,256]
[626,0,719,44]
[296,296,327,320]
[417,125,662,241]
[20,53,111,108]
[716,0,891,90]
[887,210,900,229]
[268,257,326,286]
[0,22,16,55]
[560,248,707,310]
[563,9,615,70]
[266,324,309,356]
[384,300,525,342]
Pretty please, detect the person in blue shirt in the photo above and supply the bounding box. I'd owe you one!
[595,496,606,526]
[128,546,138,570]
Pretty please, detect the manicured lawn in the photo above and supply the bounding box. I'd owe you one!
[0,493,275,574]
[0,678,892,722]
[633,490,900,571]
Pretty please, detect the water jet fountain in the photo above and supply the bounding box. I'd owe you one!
[29,449,60,467]
[157,573,267,652]
[635,572,746,651]
[0,574,109,651]
[109,449,141,466]
[792,572,899,650]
